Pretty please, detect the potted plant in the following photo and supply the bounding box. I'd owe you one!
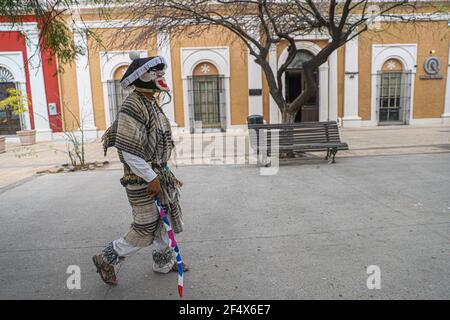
[0,88,36,146]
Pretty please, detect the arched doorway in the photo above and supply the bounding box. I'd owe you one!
[285,50,319,122]
[0,66,21,135]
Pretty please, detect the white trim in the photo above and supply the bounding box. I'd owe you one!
[409,118,446,126]
[0,52,26,83]
[443,44,450,125]
[354,118,446,127]
[0,52,31,131]
[0,22,39,33]
[99,50,147,127]
[51,128,100,142]
[74,30,96,131]
[342,36,361,127]
[157,32,177,127]
[371,44,417,126]
[70,12,450,30]
[292,29,330,41]
[328,49,338,122]
[268,44,281,123]
[99,50,147,82]
[25,27,52,137]
[441,114,450,125]
[247,28,263,117]
[180,47,231,132]
[181,47,230,78]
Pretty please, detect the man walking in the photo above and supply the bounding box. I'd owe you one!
[92,55,187,285]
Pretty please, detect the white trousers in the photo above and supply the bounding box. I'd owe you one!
[112,223,170,258]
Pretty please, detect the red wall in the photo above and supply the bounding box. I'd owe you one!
[0,31,35,129]
[0,18,62,132]
[41,49,62,131]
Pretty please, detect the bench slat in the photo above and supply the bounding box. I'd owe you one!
[248,121,348,164]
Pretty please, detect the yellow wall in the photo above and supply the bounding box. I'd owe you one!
[59,59,81,131]
[193,62,219,76]
[59,14,449,130]
[359,21,449,120]
[170,26,249,127]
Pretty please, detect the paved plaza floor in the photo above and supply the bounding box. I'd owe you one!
[1,125,450,191]
[0,153,449,299]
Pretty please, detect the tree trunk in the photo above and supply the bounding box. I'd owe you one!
[281,110,296,124]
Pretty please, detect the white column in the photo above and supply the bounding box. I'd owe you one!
[18,81,31,130]
[157,32,177,127]
[342,36,361,127]
[443,45,450,124]
[269,44,281,123]
[328,50,338,122]
[248,55,263,116]
[74,31,97,137]
[23,26,52,140]
[319,64,329,122]
[247,29,263,117]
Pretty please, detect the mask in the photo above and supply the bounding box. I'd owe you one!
[135,70,170,92]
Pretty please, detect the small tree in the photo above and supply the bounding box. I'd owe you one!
[0,88,29,130]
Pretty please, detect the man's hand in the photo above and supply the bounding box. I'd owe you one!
[147,177,162,199]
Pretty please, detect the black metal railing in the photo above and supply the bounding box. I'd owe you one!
[107,80,134,123]
[187,75,226,133]
[376,71,412,124]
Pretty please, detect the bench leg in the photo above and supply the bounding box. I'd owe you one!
[325,149,331,160]
[257,151,271,167]
[331,148,338,164]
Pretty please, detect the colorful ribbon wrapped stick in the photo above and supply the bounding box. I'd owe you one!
[154,197,184,298]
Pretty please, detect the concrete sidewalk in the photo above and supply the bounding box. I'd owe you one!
[0,125,449,191]
[0,153,449,299]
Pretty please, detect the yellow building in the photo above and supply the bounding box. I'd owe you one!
[54,6,450,139]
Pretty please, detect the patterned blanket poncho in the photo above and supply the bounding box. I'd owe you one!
[102,91,183,234]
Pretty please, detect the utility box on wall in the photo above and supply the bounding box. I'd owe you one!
[48,103,57,116]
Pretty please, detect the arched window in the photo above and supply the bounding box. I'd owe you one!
[378,58,412,124]
[0,67,21,134]
[188,62,225,132]
[0,66,15,82]
[107,65,134,123]
[287,50,315,69]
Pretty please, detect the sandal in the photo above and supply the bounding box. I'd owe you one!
[92,255,117,286]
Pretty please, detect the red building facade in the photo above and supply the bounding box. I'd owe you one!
[0,16,62,139]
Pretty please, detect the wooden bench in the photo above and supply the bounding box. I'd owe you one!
[248,121,349,165]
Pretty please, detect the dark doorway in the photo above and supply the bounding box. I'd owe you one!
[285,50,319,122]
[0,82,21,135]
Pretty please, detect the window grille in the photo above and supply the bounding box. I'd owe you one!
[107,80,134,123]
[188,75,226,133]
[376,71,412,124]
